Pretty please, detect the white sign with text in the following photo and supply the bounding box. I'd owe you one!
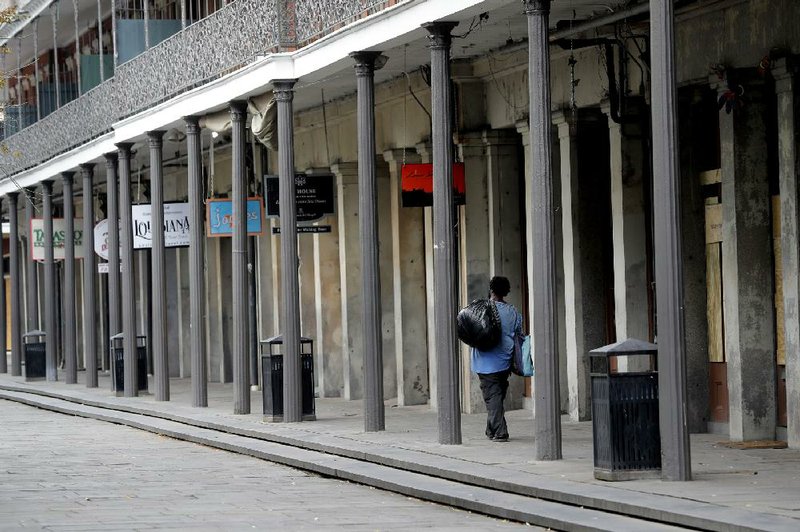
[30,219,85,261]
[132,203,191,249]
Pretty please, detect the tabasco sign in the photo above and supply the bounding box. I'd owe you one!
[29,219,85,261]
[401,163,466,207]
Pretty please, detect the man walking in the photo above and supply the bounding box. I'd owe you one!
[471,276,523,442]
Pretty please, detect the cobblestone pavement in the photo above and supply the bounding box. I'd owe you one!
[0,400,532,531]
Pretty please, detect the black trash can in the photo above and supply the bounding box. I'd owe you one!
[110,334,149,396]
[261,335,316,422]
[23,330,47,381]
[589,339,661,481]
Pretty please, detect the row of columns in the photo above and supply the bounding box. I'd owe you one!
[0,0,692,480]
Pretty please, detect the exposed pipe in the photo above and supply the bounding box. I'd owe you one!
[553,38,626,124]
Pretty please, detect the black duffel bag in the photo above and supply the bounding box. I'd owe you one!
[457,299,501,351]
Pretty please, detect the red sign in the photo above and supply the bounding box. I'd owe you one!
[401,163,466,207]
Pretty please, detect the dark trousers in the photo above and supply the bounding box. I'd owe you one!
[478,370,510,439]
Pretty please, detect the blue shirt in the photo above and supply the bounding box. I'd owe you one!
[471,301,523,374]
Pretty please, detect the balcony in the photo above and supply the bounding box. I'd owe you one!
[0,0,404,177]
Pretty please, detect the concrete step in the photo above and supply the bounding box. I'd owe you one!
[1,388,686,532]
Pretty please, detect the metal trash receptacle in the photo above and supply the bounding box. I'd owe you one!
[261,335,316,422]
[110,334,149,396]
[23,330,47,381]
[589,338,661,481]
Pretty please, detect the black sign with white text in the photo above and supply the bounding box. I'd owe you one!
[264,174,335,222]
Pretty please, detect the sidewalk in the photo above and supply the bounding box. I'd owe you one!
[2,371,799,529]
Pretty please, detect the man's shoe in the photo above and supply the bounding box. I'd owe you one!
[492,435,509,442]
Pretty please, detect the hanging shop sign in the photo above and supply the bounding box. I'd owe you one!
[206,197,264,237]
[132,203,191,249]
[94,219,113,260]
[271,225,332,235]
[264,174,336,222]
[400,163,466,207]
[30,218,85,261]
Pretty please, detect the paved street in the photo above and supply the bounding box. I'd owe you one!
[0,400,530,531]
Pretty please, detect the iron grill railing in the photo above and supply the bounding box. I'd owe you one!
[0,0,407,178]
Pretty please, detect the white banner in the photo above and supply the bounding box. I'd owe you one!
[132,203,191,249]
[30,219,85,261]
[94,219,112,261]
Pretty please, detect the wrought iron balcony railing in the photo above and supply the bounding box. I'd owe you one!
[0,0,405,178]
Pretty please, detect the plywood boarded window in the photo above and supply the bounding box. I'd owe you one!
[705,198,724,363]
[773,195,785,366]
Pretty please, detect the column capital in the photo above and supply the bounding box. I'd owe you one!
[41,179,53,191]
[331,162,359,185]
[422,21,458,49]
[482,128,519,147]
[229,101,248,122]
[147,130,165,147]
[272,79,297,101]
[773,56,797,93]
[414,142,433,163]
[61,172,75,187]
[184,115,201,134]
[455,131,485,158]
[104,152,119,165]
[522,0,551,15]
[350,51,385,77]
[79,163,95,173]
[115,143,133,158]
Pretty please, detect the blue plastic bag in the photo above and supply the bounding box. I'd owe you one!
[512,333,534,377]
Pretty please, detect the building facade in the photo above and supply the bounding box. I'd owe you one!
[0,0,798,476]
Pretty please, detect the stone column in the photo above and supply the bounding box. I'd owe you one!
[148,130,169,401]
[230,101,250,415]
[677,94,711,434]
[603,103,650,366]
[456,131,492,415]
[775,58,800,448]
[484,129,526,410]
[81,164,98,387]
[25,192,39,332]
[383,149,429,406]
[652,0,691,479]
[715,73,776,443]
[62,172,78,384]
[9,194,22,376]
[516,120,570,415]
[274,80,303,422]
[554,111,608,422]
[332,162,362,400]
[42,181,57,381]
[523,0,561,459]
[312,209,343,398]
[117,143,138,396]
[352,51,385,431]
[185,116,208,407]
[415,142,437,409]
[423,21,461,445]
[105,153,121,389]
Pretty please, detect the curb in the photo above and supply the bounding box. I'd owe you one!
[2,382,798,532]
